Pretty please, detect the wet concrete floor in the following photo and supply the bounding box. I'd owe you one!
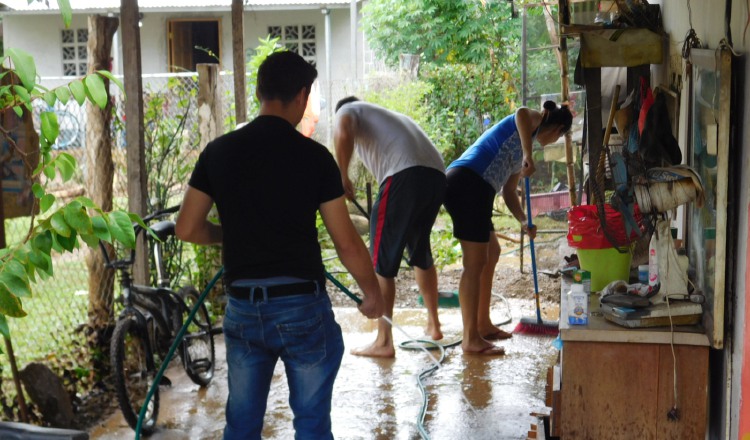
[89,299,560,440]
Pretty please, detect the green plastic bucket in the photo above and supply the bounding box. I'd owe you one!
[576,247,632,292]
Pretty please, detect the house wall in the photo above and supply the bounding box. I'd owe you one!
[1,7,359,81]
[658,1,749,439]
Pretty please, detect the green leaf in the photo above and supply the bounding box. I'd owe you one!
[55,229,78,252]
[40,194,55,213]
[28,249,50,275]
[55,153,76,181]
[91,216,111,242]
[0,314,9,339]
[40,111,59,145]
[58,0,72,27]
[84,74,108,109]
[33,231,53,253]
[12,85,30,103]
[12,106,23,118]
[50,211,72,237]
[0,285,26,318]
[43,91,57,107]
[43,163,56,180]
[31,183,44,198]
[64,201,93,235]
[4,259,27,281]
[96,70,125,95]
[74,196,97,209]
[79,233,100,248]
[69,80,86,106]
[0,272,31,298]
[6,48,36,92]
[55,87,71,104]
[108,211,136,248]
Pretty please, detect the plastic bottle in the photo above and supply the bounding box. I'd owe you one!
[567,283,589,325]
[648,232,659,287]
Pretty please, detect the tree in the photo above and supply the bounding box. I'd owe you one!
[0,3,141,345]
[361,0,519,71]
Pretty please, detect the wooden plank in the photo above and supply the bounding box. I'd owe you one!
[655,345,708,438]
[120,0,148,283]
[561,341,658,439]
[231,0,246,124]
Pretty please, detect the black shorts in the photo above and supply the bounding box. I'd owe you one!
[444,166,496,243]
[370,166,446,278]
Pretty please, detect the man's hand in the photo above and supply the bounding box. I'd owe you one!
[357,289,384,319]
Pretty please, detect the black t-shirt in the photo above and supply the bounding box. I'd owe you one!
[188,115,344,284]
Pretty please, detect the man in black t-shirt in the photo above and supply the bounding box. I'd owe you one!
[176,51,383,440]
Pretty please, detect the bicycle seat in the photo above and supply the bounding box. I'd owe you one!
[150,220,175,241]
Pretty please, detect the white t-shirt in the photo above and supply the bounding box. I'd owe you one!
[337,102,445,184]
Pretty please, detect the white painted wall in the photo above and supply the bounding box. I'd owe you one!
[1,7,360,81]
[658,1,749,439]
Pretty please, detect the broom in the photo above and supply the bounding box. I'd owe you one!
[513,177,559,336]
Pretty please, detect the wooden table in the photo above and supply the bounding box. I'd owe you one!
[554,288,709,439]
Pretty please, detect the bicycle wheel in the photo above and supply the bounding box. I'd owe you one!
[111,317,160,435]
[179,286,216,386]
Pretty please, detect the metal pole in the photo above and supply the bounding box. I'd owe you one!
[323,8,332,147]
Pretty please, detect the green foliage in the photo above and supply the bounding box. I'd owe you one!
[361,0,518,70]
[224,36,283,130]
[420,63,518,163]
[0,48,137,342]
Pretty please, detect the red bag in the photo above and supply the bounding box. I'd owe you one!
[637,77,654,136]
[567,204,642,249]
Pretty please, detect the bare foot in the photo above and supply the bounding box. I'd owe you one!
[425,324,444,341]
[463,345,505,356]
[350,341,396,358]
[482,328,512,341]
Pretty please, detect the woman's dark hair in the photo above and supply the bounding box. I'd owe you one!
[335,96,360,113]
[257,51,317,104]
[539,100,573,133]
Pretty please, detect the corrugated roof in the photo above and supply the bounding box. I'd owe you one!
[0,0,355,13]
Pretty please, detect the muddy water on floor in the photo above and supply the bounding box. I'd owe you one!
[89,300,558,440]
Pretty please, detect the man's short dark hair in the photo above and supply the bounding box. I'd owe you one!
[335,96,360,113]
[257,51,318,104]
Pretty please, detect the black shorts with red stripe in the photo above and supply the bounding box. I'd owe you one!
[370,166,446,278]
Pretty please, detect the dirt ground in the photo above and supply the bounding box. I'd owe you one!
[328,234,570,309]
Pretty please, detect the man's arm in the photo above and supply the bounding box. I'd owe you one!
[319,195,383,319]
[175,186,223,245]
[333,113,356,200]
[501,173,537,240]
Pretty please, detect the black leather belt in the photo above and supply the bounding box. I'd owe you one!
[228,281,318,301]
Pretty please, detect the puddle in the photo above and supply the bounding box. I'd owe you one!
[89,302,558,440]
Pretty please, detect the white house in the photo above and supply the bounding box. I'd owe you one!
[0,0,369,82]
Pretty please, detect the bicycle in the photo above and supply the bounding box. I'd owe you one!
[101,205,216,435]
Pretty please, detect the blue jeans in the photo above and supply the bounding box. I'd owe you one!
[222,287,344,440]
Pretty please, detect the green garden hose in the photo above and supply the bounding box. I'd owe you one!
[135,266,224,439]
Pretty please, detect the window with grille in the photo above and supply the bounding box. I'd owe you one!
[62,28,88,76]
[267,25,317,66]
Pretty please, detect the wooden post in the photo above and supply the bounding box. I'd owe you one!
[85,15,119,339]
[120,0,148,284]
[197,63,223,148]
[557,0,577,207]
[231,0,246,125]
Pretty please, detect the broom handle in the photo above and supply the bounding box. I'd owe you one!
[524,177,542,323]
